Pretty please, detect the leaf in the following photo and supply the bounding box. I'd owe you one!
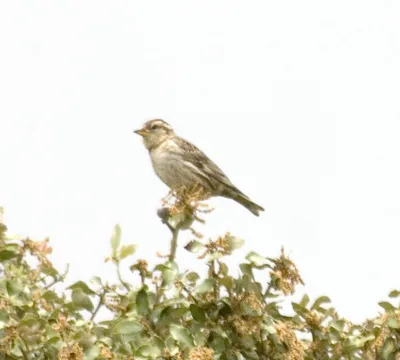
[42,290,58,301]
[292,302,309,316]
[170,324,194,348]
[381,337,396,359]
[111,224,121,257]
[160,262,179,285]
[6,280,24,297]
[90,276,102,286]
[136,289,149,316]
[246,252,266,266]
[239,263,254,278]
[114,320,143,335]
[226,235,245,251]
[0,249,18,261]
[311,296,331,310]
[329,319,345,332]
[119,244,137,259]
[184,240,204,253]
[195,279,215,294]
[379,301,396,312]
[190,304,206,324]
[68,281,96,295]
[136,344,162,358]
[387,317,400,329]
[186,272,200,283]
[71,289,94,311]
[299,294,310,307]
[351,334,375,347]
[389,290,400,298]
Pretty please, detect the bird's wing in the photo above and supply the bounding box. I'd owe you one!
[171,136,240,193]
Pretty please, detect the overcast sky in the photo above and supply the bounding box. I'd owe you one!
[1,1,400,322]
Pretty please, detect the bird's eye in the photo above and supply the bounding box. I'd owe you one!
[151,124,160,130]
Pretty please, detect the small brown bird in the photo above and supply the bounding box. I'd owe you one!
[134,119,264,216]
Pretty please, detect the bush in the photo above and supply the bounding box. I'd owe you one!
[0,201,399,360]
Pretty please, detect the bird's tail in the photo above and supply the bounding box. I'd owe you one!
[223,188,265,216]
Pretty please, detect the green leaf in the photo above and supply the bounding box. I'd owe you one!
[381,337,396,359]
[379,301,396,312]
[389,290,400,298]
[6,280,24,297]
[299,294,310,307]
[42,290,59,301]
[0,249,18,261]
[246,251,266,266]
[68,281,96,295]
[136,289,149,316]
[184,240,204,253]
[71,289,94,311]
[226,235,245,251]
[119,244,137,259]
[158,262,179,285]
[190,304,206,324]
[239,263,253,278]
[111,224,121,257]
[170,324,194,348]
[186,272,200,283]
[311,296,331,310]
[136,344,162,358]
[195,279,215,294]
[292,302,309,316]
[387,317,400,329]
[114,320,143,335]
[329,319,345,332]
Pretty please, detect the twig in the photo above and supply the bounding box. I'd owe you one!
[263,282,273,299]
[169,228,180,262]
[44,264,69,290]
[116,261,130,292]
[90,290,106,321]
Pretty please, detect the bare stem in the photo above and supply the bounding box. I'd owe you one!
[44,264,69,290]
[169,228,180,262]
[116,261,130,292]
[90,290,106,321]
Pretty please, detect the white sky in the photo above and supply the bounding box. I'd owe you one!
[1,1,400,322]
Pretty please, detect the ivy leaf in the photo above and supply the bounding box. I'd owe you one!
[119,244,137,259]
[111,224,121,257]
[136,289,149,316]
[170,324,194,348]
[114,320,143,335]
[71,289,93,311]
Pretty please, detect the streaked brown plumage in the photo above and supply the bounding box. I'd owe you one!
[134,119,264,216]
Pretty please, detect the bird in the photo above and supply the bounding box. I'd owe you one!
[134,119,264,216]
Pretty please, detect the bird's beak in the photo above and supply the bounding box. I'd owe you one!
[134,128,149,137]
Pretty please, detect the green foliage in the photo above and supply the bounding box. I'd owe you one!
[1,211,400,360]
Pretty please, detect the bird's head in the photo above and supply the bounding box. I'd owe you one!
[134,119,175,150]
